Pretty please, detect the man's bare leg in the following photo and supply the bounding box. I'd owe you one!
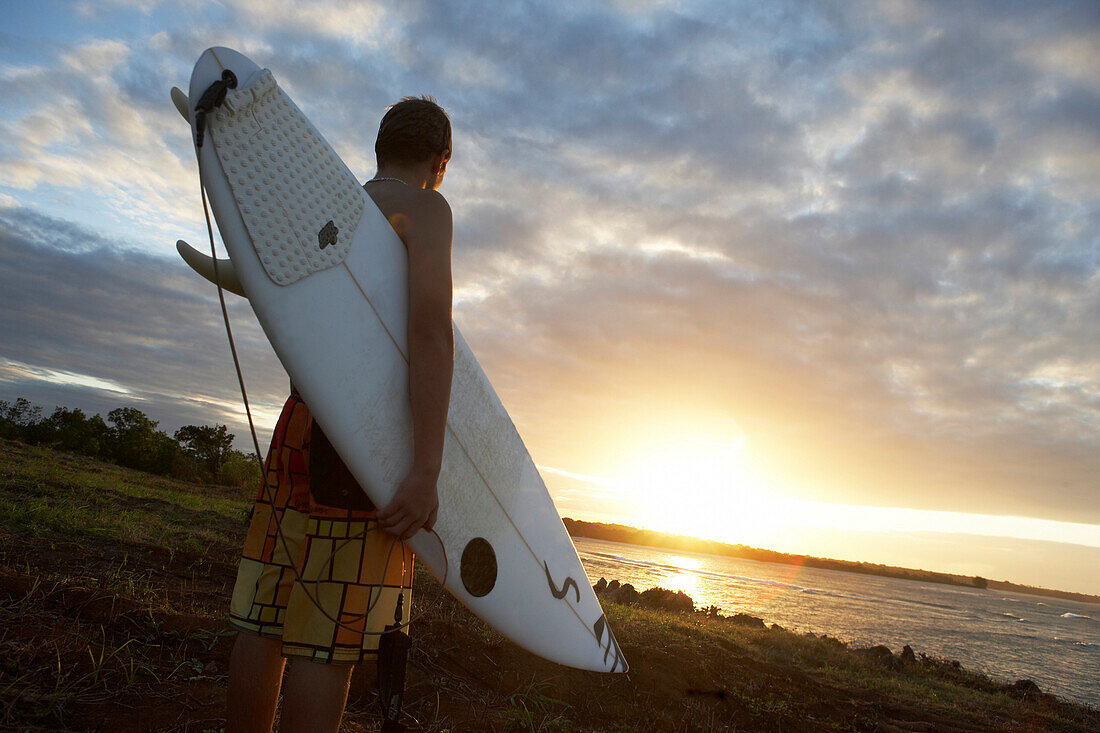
[279,659,354,733]
[227,632,286,733]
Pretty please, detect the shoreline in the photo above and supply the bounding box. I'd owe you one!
[564,518,1100,605]
[590,573,1094,708]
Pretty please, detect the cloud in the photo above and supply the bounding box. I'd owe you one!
[0,37,202,248]
[0,207,287,442]
[3,0,1099,531]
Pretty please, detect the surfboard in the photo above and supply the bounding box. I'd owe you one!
[180,47,626,672]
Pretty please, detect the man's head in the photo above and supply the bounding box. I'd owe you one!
[375,96,451,173]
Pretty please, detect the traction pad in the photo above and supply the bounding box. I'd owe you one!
[208,69,363,285]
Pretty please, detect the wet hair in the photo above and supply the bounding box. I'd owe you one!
[374,96,451,167]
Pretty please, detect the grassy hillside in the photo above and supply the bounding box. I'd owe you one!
[0,438,1096,732]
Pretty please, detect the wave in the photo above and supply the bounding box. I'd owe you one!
[1061,613,1092,620]
[1054,637,1100,651]
[893,597,962,613]
[801,587,861,600]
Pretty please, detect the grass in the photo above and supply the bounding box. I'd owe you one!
[0,436,1097,731]
[0,441,251,555]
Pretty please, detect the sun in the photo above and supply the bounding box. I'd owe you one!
[615,432,786,548]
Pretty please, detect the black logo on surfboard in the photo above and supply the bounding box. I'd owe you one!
[543,562,580,603]
[318,220,338,249]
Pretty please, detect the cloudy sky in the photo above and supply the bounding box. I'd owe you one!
[2,0,1098,594]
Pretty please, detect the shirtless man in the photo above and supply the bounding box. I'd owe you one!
[227,97,454,733]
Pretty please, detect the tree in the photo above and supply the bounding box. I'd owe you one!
[106,407,178,475]
[43,406,109,457]
[174,424,235,481]
[0,397,43,440]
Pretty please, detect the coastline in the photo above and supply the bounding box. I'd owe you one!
[564,518,1100,605]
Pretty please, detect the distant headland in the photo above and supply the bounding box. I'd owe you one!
[563,518,1100,605]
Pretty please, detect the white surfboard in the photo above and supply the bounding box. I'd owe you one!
[182,47,625,672]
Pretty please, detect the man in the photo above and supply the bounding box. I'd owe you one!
[226,97,454,733]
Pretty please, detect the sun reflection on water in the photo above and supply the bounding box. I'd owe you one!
[663,571,700,596]
[660,555,703,596]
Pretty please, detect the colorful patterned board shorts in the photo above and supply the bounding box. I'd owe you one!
[229,393,413,665]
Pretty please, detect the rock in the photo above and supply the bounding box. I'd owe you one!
[613,583,639,604]
[607,579,621,592]
[769,623,786,633]
[594,577,607,593]
[1003,679,1043,699]
[900,645,916,664]
[858,645,901,670]
[727,613,766,629]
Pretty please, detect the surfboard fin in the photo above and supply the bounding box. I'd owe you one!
[176,239,246,298]
[170,87,190,123]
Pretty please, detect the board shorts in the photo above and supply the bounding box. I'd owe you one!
[228,392,413,664]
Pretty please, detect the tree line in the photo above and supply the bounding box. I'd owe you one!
[0,397,261,489]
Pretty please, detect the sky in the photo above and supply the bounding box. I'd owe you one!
[1,0,1098,595]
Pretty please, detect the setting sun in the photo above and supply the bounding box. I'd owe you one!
[614,431,787,548]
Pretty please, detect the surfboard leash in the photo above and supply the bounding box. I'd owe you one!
[192,69,237,149]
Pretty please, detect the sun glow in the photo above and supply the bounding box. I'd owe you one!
[615,431,788,548]
[659,555,704,596]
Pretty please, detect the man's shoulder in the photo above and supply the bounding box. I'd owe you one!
[398,188,451,236]
[367,185,451,243]
[392,189,452,254]
[406,187,451,219]
[378,186,449,220]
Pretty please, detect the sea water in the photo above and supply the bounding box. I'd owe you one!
[574,537,1100,707]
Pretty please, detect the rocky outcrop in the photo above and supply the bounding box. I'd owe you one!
[726,613,766,629]
[857,645,902,670]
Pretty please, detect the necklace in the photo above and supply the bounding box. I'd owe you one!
[367,176,409,185]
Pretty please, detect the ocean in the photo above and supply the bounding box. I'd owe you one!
[574,537,1100,707]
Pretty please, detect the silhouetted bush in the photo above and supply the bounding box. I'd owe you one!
[221,449,263,490]
[639,586,695,613]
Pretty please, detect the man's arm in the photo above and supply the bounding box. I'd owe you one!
[376,190,454,539]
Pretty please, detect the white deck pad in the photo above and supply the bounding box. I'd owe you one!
[210,69,362,285]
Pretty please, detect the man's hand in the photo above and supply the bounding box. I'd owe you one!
[377,469,439,540]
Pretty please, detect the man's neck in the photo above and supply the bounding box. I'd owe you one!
[374,163,433,189]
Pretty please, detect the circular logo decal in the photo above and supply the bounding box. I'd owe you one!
[460,537,497,597]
